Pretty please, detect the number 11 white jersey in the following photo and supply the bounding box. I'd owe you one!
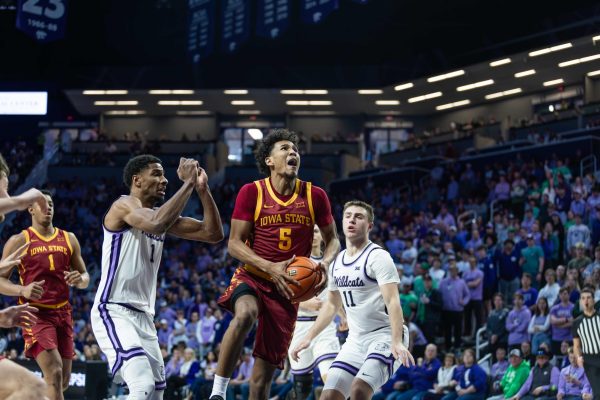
[328,242,400,340]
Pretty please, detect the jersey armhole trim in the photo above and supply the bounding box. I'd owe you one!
[253,180,263,222]
[63,230,73,254]
[363,246,383,283]
[307,182,315,223]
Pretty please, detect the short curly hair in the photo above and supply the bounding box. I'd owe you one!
[254,129,299,176]
[123,154,162,189]
[0,153,9,178]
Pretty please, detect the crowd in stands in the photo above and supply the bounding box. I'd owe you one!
[1,131,600,398]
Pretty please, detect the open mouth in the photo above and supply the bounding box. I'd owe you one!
[287,158,298,167]
[157,187,166,196]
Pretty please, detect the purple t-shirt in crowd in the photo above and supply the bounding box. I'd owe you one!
[439,276,471,312]
[463,268,484,301]
[550,302,575,341]
[506,306,531,346]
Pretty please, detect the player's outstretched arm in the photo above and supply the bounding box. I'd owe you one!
[0,234,44,299]
[105,158,198,234]
[228,218,300,299]
[381,283,415,367]
[0,189,49,217]
[0,303,38,328]
[167,167,224,243]
[63,233,90,289]
[291,290,342,361]
[314,221,341,294]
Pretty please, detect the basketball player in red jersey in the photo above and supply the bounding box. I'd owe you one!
[210,129,341,400]
[0,189,89,400]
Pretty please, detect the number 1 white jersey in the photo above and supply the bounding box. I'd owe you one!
[328,242,399,340]
[93,221,165,316]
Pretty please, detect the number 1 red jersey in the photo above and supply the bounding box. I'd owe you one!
[18,227,73,308]
[232,177,333,279]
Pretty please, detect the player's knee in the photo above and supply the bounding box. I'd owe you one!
[234,303,258,330]
[350,379,373,400]
[47,364,63,386]
[128,379,155,400]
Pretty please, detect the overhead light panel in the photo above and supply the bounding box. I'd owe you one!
[375,100,400,105]
[588,70,600,77]
[158,100,203,105]
[358,89,383,95]
[231,100,255,105]
[84,90,128,95]
[456,79,494,92]
[543,79,564,86]
[238,110,261,115]
[489,58,511,67]
[558,54,600,67]
[291,111,336,115]
[286,100,332,106]
[394,83,414,91]
[176,111,212,115]
[593,35,600,43]
[485,88,523,100]
[95,100,138,106]
[248,129,263,140]
[427,70,465,83]
[529,42,572,57]
[105,110,145,115]
[436,100,470,111]
[149,90,195,95]
[515,69,536,78]
[407,92,443,103]
[280,90,328,95]
[224,90,248,95]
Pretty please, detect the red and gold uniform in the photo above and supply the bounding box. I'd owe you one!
[218,177,333,367]
[18,227,75,359]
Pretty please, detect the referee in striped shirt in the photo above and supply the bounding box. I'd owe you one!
[573,287,600,399]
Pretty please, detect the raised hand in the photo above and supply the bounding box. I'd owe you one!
[0,242,29,276]
[196,167,208,191]
[0,303,38,328]
[177,158,199,183]
[16,188,49,214]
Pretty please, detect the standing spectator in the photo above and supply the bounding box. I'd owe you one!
[418,274,443,343]
[186,312,201,351]
[528,296,551,354]
[477,246,497,314]
[197,308,217,358]
[517,273,539,311]
[585,186,600,222]
[520,234,545,286]
[400,283,419,323]
[557,347,592,400]
[463,256,484,338]
[572,287,600,398]
[567,216,591,256]
[488,349,530,400]
[158,319,173,349]
[515,348,559,400]
[568,243,592,272]
[506,293,532,350]
[496,240,521,306]
[171,310,188,348]
[570,190,586,218]
[440,264,471,350]
[550,288,575,355]
[401,238,418,275]
[440,349,487,400]
[541,223,560,269]
[487,293,509,353]
[582,246,600,280]
[538,269,560,307]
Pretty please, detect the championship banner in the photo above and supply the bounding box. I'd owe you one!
[221,0,250,53]
[16,0,68,43]
[256,0,290,39]
[187,0,216,63]
[301,0,339,24]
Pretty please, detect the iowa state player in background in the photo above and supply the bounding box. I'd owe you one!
[210,129,340,400]
[0,190,89,400]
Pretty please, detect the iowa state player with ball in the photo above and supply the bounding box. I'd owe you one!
[211,129,340,400]
[0,190,89,400]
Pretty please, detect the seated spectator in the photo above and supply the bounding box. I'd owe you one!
[227,348,254,400]
[487,349,530,400]
[386,344,441,400]
[549,288,574,355]
[489,348,509,396]
[506,293,532,350]
[423,353,457,400]
[373,365,412,400]
[165,348,183,379]
[528,296,551,354]
[582,246,600,280]
[487,293,509,353]
[521,342,535,366]
[557,347,592,400]
[514,348,559,400]
[440,348,487,400]
[269,358,293,400]
[165,347,200,400]
[538,269,560,307]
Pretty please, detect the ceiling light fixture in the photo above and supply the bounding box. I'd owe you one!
[558,54,600,67]
[436,99,470,111]
[529,42,572,57]
[515,69,536,78]
[358,89,383,95]
[407,92,443,103]
[427,70,465,83]
[394,83,414,91]
[485,88,523,100]
[456,79,494,92]
[543,79,564,86]
[489,58,511,67]
[375,100,400,105]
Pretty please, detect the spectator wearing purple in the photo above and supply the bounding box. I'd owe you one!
[185,311,201,350]
[521,209,536,233]
[434,205,456,232]
[165,348,184,379]
[515,348,560,400]
[517,273,538,311]
[506,293,532,350]
[186,293,208,321]
[440,264,470,350]
[476,246,497,312]
[158,319,173,349]
[496,239,521,307]
[463,256,484,338]
[495,174,511,202]
[465,230,483,254]
[490,348,509,396]
[557,347,592,400]
[549,288,574,355]
[197,307,217,358]
[157,299,177,325]
[570,189,586,218]
[171,309,188,349]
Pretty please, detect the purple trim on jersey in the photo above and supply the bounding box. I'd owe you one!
[362,246,383,283]
[366,353,395,376]
[98,303,123,350]
[112,347,146,376]
[291,352,339,375]
[330,361,359,376]
[297,316,317,322]
[155,381,167,390]
[100,233,124,302]
[341,242,374,266]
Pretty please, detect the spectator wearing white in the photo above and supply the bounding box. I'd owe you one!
[171,309,188,348]
[567,215,591,256]
[196,308,217,358]
[568,243,592,272]
[528,296,551,354]
[582,246,600,279]
[400,238,418,276]
[538,269,560,307]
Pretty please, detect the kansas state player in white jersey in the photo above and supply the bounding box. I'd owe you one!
[288,225,343,399]
[91,155,223,400]
[292,200,414,400]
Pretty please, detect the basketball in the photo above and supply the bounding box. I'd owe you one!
[286,256,321,303]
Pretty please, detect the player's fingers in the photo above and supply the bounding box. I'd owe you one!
[35,280,45,286]
[10,242,30,259]
[284,255,296,267]
[281,273,301,287]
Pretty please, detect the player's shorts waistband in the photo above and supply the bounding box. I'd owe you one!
[26,300,69,309]
[297,316,317,322]
[243,264,273,281]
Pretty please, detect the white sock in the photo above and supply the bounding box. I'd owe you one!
[210,375,230,399]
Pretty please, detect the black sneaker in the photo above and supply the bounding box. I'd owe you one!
[210,396,224,400]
